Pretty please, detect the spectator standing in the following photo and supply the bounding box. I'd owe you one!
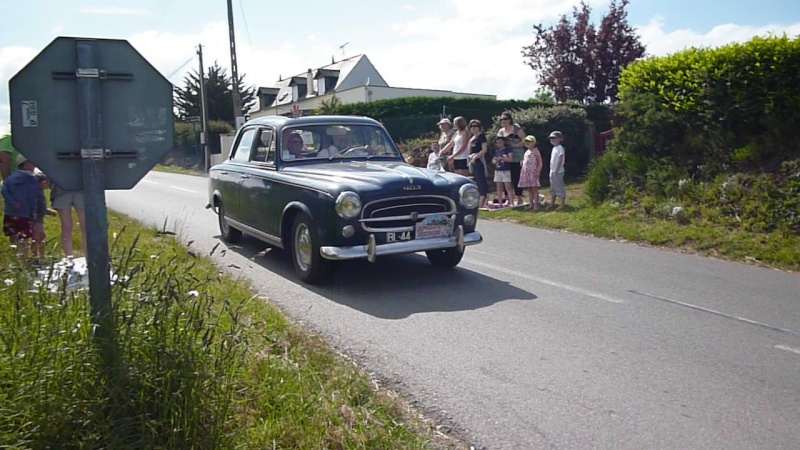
[436,118,454,172]
[442,116,470,176]
[467,119,489,208]
[2,155,39,261]
[497,111,527,206]
[50,183,87,257]
[518,135,542,211]
[491,135,514,206]
[0,133,21,181]
[548,131,567,210]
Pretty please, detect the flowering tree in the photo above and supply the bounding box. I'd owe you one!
[522,0,645,104]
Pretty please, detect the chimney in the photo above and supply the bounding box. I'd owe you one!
[307,69,315,96]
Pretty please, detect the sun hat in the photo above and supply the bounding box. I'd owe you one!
[15,154,28,166]
[437,118,452,126]
[524,135,537,143]
[549,131,563,139]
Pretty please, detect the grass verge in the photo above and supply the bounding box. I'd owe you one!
[481,182,800,272]
[153,164,206,177]
[0,199,464,449]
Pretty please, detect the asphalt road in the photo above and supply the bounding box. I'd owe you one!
[107,171,800,450]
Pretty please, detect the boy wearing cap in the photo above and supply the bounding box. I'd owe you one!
[2,154,39,260]
[548,131,566,210]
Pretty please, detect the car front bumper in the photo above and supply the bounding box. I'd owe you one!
[320,225,482,263]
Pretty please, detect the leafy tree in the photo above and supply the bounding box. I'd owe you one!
[522,0,644,104]
[317,95,343,115]
[174,62,257,125]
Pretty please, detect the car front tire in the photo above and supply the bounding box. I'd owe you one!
[425,247,464,268]
[217,199,242,244]
[290,212,332,284]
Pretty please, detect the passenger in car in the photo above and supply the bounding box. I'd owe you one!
[318,133,348,158]
[283,133,306,160]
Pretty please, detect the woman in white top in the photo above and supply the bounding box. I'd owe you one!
[440,116,470,176]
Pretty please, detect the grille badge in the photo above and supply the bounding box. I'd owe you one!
[403,185,422,191]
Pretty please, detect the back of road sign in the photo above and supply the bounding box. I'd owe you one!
[9,37,174,190]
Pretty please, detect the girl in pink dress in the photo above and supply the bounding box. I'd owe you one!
[518,135,542,211]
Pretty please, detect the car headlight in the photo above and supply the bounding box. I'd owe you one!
[335,191,362,219]
[459,184,480,209]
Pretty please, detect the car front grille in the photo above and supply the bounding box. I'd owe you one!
[360,195,457,232]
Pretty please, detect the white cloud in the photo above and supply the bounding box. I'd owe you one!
[637,18,800,56]
[79,7,152,16]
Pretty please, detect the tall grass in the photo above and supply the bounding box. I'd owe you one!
[0,227,248,448]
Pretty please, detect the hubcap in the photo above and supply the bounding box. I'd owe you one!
[294,223,312,272]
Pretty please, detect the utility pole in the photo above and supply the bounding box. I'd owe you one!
[197,44,210,171]
[227,0,243,129]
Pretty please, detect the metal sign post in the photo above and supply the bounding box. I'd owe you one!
[75,41,113,361]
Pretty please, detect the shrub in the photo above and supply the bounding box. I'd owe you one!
[619,35,800,167]
[585,150,627,203]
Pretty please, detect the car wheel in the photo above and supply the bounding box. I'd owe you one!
[290,212,332,284]
[217,199,242,244]
[425,247,464,268]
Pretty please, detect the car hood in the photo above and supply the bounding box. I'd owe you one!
[282,161,466,194]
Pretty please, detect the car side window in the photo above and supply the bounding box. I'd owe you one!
[232,129,257,163]
[253,128,275,163]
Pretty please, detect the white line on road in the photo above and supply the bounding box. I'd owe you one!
[775,345,800,355]
[630,290,800,338]
[143,180,159,185]
[463,257,625,304]
[169,185,198,193]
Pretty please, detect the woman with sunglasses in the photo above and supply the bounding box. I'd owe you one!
[467,119,489,208]
[497,111,527,206]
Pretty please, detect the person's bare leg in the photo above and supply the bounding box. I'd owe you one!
[58,209,74,256]
[76,208,87,254]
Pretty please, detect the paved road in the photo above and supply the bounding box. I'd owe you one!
[107,171,800,450]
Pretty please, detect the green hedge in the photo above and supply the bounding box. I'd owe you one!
[332,96,610,142]
[618,35,800,165]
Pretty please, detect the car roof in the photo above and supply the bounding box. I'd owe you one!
[244,115,382,130]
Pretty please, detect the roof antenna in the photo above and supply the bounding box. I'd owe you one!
[339,42,349,57]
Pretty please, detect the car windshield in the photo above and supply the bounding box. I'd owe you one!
[280,124,401,161]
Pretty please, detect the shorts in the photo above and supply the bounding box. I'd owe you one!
[3,215,33,239]
[52,191,85,210]
[494,170,512,183]
[549,171,566,199]
[453,158,468,171]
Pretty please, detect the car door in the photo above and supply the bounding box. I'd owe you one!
[240,127,280,241]
[223,127,258,224]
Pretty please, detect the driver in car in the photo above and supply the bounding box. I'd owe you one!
[318,133,349,158]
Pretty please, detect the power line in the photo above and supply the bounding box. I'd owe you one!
[237,0,253,49]
[167,55,196,81]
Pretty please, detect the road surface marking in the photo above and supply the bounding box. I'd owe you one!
[169,185,198,193]
[463,257,625,304]
[630,290,800,338]
[143,180,159,184]
[775,345,800,355]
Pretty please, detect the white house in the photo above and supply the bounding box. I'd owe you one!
[251,54,496,117]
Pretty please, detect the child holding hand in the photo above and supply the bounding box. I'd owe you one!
[427,141,444,172]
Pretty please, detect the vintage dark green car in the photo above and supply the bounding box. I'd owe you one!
[207,115,483,284]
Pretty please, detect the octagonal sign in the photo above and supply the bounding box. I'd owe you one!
[9,37,174,190]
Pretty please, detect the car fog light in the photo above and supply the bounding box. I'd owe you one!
[464,214,476,227]
[342,225,355,238]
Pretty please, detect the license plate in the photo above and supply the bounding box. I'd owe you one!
[415,215,452,239]
[386,231,413,243]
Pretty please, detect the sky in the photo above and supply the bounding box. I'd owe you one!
[2,0,800,134]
